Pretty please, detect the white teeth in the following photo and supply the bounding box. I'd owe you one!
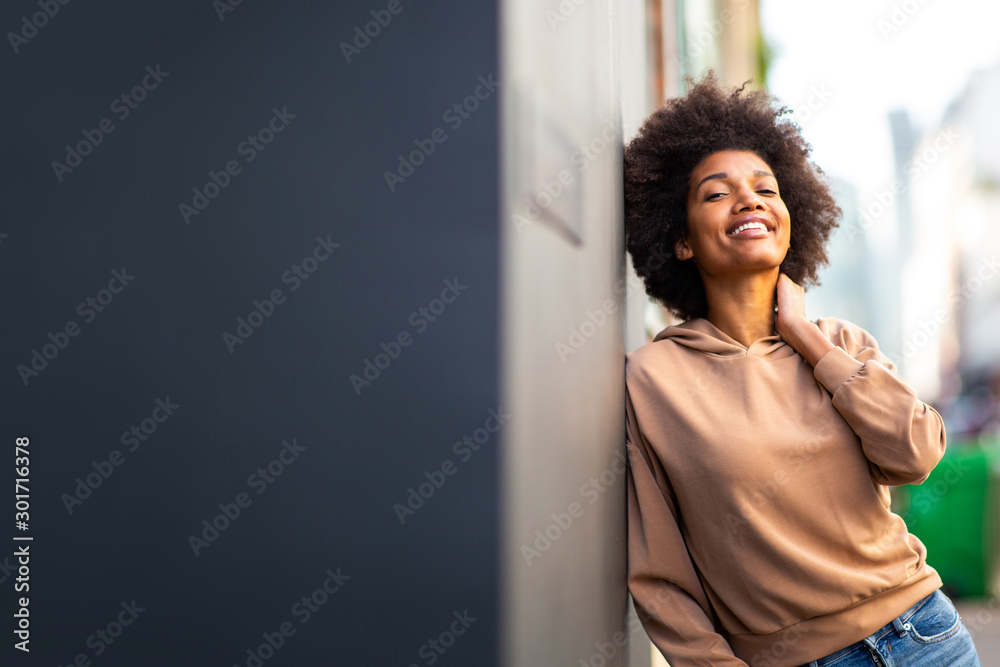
[729,221,767,235]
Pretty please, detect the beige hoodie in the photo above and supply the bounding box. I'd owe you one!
[626,316,945,666]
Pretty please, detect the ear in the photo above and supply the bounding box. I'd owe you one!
[674,236,693,261]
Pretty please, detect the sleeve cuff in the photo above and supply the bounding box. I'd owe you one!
[813,345,864,395]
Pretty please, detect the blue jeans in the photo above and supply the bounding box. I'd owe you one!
[799,589,981,666]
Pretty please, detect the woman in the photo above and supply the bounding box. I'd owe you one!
[622,73,982,666]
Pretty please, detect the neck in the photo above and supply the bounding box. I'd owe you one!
[701,268,779,347]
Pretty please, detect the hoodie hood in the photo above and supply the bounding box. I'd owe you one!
[653,317,794,359]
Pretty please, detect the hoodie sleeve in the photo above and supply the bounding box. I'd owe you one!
[811,319,946,486]
[626,385,748,666]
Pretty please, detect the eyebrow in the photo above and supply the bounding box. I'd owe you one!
[695,170,774,190]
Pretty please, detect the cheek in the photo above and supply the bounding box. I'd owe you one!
[777,204,791,241]
[776,199,790,220]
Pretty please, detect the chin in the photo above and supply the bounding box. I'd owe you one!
[733,253,786,270]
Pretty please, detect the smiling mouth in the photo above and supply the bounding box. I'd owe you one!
[727,220,771,236]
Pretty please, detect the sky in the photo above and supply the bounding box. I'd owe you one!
[760,0,1000,197]
[759,0,1000,396]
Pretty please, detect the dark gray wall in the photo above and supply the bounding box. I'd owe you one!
[1,1,498,664]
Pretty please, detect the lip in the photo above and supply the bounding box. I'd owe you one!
[726,215,774,237]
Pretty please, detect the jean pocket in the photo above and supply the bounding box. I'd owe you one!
[903,591,963,645]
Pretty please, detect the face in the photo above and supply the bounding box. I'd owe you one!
[677,150,791,278]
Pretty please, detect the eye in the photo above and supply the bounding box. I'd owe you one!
[757,189,777,195]
[706,192,727,201]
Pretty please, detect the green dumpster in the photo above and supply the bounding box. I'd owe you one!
[894,437,1000,599]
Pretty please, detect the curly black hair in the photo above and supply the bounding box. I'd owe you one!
[624,72,841,322]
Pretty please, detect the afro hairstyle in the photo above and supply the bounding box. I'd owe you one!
[623,71,841,322]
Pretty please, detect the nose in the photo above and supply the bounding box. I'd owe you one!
[733,186,765,212]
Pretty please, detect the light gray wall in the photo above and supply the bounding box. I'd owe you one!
[499,0,632,664]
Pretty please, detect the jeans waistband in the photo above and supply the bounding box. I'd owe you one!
[805,590,938,666]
